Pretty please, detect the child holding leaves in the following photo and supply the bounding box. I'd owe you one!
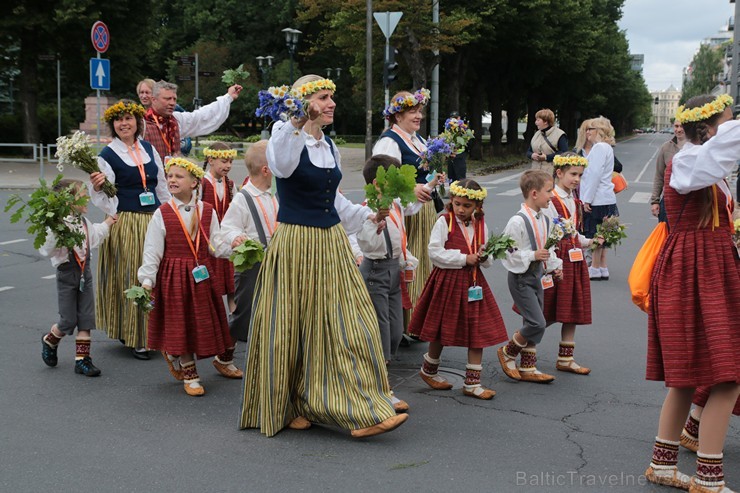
[409,179,508,400]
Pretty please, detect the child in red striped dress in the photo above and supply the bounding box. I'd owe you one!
[543,153,601,375]
[138,157,236,396]
[408,179,508,400]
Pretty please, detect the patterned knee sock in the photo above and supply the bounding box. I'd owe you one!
[557,341,575,363]
[216,345,236,365]
[75,337,91,361]
[181,361,200,383]
[683,413,700,440]
[503,337,525,359]
[44,331,63,348]
[464,364,482,389]
[695,452,724,487]
[650,437,680,469]
[518,348,538,373]
[421,353,441,376]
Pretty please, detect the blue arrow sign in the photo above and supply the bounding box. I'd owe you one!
[90,58,110,90]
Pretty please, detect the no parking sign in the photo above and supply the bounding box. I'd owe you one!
[91,21,110,53]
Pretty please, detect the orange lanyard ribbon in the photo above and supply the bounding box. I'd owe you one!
[254,194,279,237]
[126,142,148,192]
[170,200,202,264]
[387,203,408,261]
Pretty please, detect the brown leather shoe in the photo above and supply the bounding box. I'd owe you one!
[688,476,732,492]
[392,398,410,413]
[680,429,699,453]
[556,359,591,375]
[288,416,311,430]
[497,347,521,381]
[184,381,205,396]
[162,351,184,381]
[351,413,408,438]
[212,359,244,379]
[463,386,496,400]
[645,466,690,490]
[518,370,555,383]
[419,371,453,390]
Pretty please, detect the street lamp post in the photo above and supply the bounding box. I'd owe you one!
[282,28,302,83]
[654,96,659,131]
[257,55,274,140]
[326,67,342,137]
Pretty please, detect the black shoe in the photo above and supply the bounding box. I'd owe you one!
[131,348,150,360]
[41,336,58,367]
[74,356,101,376]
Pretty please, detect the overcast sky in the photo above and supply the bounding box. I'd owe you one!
[619,0,735,92]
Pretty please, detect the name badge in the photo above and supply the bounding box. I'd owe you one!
[541,274,554,290]
[468,285,483,302]
[568,248,584,262]
[79,276,86,293]
[192,265,210,283]
[139,192,156,206]
[403,266,416,283]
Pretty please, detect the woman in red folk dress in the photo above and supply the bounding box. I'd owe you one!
[644,94,740,493]
[409,179,508,400]
[543,153,601,375]
[138,157,235,397]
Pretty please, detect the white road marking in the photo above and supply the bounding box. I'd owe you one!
[629,192,652,204]
[42,275,56,279]
[0,239,28,246]
[479,171,525,186]
[498,187,523,196]
[0,286,14,292]
[633,145,661,184]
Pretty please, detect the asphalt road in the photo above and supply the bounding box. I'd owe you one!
[0,134,737,492]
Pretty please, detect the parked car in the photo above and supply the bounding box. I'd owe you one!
[659,127,674,134]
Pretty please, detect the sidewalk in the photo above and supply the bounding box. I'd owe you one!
[0,146,506,191]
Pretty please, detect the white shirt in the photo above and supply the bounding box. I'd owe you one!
[137,196,230,289]
[545,185,590,248]
[174,94,234,138]
[92,138,171,216]
[580,142,616,206]
[347,233,363,262]
[39,216,110,268]
[428,215,492,270]
[501,205,562,274]
[372,125,427,163]
[217,181,278,256]
[670,119,740,203]
[357,199,423,267]
[267,120,372,235]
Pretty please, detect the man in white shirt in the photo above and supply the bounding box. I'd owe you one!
[218,140,277,341]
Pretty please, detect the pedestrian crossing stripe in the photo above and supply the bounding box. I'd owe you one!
[498,188,522,196]
[0,286,14,293]
[628,192,652,204]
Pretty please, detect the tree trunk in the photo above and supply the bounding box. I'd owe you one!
[467,78,484,161]
[19,28,40,145]
[523,92,539,148]
[488,83,503,156]
[505,93,521,152]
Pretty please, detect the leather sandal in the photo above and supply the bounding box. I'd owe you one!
[419,371,453,390]
[680,429,699,453]
[351,413,408,438]
[688,477,735,493]
[463,386,496,400]
[518,370,555,384]
[212,359,243,379]
[288,416,312,430]
[497,347,521,381]
[183,381,205,397]
[645,466,691,490]
[162,351,184,381]
[556,359,591,375]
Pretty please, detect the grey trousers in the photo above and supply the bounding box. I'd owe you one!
[229,262,261,342]
[507,267,546,345]
[56,261,95,335]
[360,257,402,361]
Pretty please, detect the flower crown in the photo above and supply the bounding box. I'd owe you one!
[383,88,431,118]
[553,155,588,168]
[449,181,487,201]
[203,147,238,160]
[165,157,205,179]
[292,78,336,98]
[103,101,146,122]
[675,94,733,124]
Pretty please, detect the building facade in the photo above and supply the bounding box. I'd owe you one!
[650,85,682,131]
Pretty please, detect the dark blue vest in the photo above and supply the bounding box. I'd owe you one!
[379,128,427,183]
[99,141,161,213]
[276,137,341,228]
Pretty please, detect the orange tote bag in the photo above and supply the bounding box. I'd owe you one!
[628,221,668,312]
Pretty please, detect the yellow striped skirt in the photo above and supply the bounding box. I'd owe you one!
[96,211,153,348]
[239,223,395,437]
[404,200,437,323]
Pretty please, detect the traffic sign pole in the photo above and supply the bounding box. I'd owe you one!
[96,52,101,146]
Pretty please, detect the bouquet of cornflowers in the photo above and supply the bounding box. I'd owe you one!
[544,217,567,250]
[590,215,627,251]
[124,286,155,313]
[56,131,117,198]
[4,175,88,249]
[421,137,452,173]
[230,239,265,273]
[442,117,475,153]
[255,85,305,122]
[364,164,417,212]
[482,232,517,260]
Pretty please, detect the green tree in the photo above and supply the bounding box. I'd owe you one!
[680,42,726,104]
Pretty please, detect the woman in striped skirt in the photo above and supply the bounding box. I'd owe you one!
[238,75,407,438]
[644,94,740,492]
[372,89,438,327]
[89,100,170,359]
